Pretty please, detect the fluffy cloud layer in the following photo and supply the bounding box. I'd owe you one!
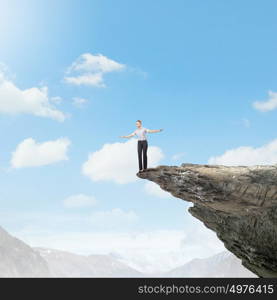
[0,71,66,121]
[144,182,172,198]
[208,138,277,166]
[253,90,277,112]
[64,53,125,87]
[82,139,164,184]
[63,194,97,208]
[11,137,71,168]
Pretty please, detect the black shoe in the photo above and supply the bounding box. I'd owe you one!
[138,169,143,173]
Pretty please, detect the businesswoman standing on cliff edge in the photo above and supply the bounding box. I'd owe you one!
[119,120,163,172]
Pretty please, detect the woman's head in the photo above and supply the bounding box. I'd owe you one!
[136,120,142,128]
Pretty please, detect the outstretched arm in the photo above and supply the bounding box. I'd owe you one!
[119,132,136,138]
[146,129,163,133]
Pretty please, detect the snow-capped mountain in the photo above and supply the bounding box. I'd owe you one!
[0,225,257,277]
[35,247,144,277]
[163,251,257,277]
[0,226,50,277]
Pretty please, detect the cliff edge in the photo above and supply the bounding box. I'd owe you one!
[137,163,277,278]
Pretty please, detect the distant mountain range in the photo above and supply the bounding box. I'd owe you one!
[35,247,143,277]
[0,226,49,277]
[0,225,256,277]
[162,251,256,277]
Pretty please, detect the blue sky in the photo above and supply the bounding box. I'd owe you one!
[0,0,276,273]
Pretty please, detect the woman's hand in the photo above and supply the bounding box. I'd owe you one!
[119,132,135,138]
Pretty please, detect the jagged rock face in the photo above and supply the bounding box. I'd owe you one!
[0,226,50,277]
[137,164,277,278]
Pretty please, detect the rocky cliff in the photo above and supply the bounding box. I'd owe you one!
[137,163,277,278]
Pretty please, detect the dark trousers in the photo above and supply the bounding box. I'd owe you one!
[137,140,148,170]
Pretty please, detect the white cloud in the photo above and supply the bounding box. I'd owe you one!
[11,137,71,168]
[0,70,66,121]
[253,90,277,112]
[63,194,97,208]
[144,182,171,198]
[66,73,104,87]
[82,139,164,184]
[208,138,277,166]
[64,53,125,87]
[72,97,88,108]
